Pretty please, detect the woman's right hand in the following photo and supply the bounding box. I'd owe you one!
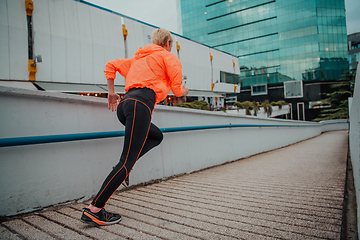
[108,92,120,111]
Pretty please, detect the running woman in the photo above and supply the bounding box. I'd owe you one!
[81,28,188,226]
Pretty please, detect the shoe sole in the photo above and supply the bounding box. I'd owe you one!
[81,218,122,226]
[81,212,122,226]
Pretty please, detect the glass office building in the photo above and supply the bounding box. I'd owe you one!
[180,0,349,88]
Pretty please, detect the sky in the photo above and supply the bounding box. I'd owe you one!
[85,0,181,33]
[344,0,360,35]
[86,0,360,35]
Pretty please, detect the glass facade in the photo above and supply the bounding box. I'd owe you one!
[349,52,359,70]
[348,32,360,70]
[180,0,349,88]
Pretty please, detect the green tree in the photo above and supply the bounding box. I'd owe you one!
[313,68,356,121]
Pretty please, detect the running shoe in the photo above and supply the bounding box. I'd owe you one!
[81,208,121,226]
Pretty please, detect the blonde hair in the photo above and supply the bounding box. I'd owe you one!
[152,28,173,47]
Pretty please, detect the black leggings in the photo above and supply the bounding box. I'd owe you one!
[92,88,163,208]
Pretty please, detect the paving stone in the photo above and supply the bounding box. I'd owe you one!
[70,204,160,240]
[125,188,341,233]
[41,210,123,239]
[23,214,88,240]
[103,203,201,240]
[111,194,283,240]
[139,184,342,226]
[2,219,55,240]
[0,225,22,240]
[115,191,333,239]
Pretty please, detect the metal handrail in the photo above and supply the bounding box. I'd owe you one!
[0,123,319,148]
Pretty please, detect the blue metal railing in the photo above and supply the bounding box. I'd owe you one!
[0,123,320,148]
[160,124,316,132]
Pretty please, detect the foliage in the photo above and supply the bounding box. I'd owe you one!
[234,99,286,117]
[234,101,262,116]
[233,101,243,110]
[270,100,288,109]
[312,68,356,121]
[252,101,260,116]
[261,100,273,117]
[242,101,254,115]
[177,100,210,110]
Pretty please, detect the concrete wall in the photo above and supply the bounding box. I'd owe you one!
[320,119,349,132]
[0,86,342,216]
[349,62,360,235]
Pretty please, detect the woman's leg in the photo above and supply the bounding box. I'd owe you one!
[91,99,154,208]
[138,123,163,159]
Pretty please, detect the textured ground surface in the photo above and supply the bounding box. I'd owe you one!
[0,131,348,239]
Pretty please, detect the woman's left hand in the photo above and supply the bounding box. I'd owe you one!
[108,93,120,112]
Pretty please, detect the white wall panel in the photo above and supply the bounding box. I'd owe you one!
[32,0,51,81]
[179,38,212,91]
[89,7,103,45]
[91,49,105,84]
[7,0,28,80]
[195,45,212,91]
[102,14,119,63]
[123,19,135,57]
[142,24,156,46]
[112,16,126,60]
[51,36,67,82]
[77,3,93,84]
[111,15,126,85]
[215,82,236,92]
[0,0,10,80]
[99,11,125,85]
[212,49,238,75]
[7,0,27,41]
[113,27,126,46]
[89,7,105,84]
[64,0,81,83]
[211,50,225,82]
[125,19,147,57]
[0,0,8,28]
[178,39,197,88]
[48,0,67,82]
[8,30,28,81]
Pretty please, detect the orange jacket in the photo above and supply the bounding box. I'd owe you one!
[104,44,184,103]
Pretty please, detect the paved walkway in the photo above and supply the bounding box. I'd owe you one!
[1,131,348,239]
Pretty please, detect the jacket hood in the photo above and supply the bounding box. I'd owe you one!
[135,44,165,59]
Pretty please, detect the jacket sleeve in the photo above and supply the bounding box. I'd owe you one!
[164,53,184,97]
[104,58,135,79]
